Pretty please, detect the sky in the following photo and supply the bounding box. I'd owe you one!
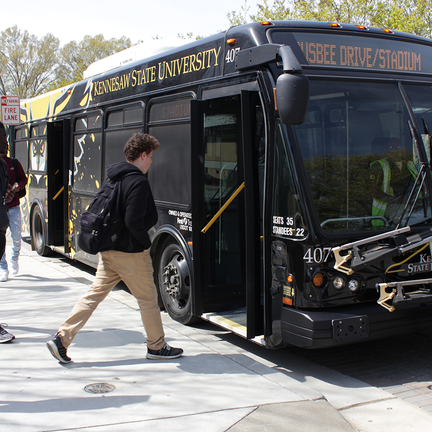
[2,0,254,45]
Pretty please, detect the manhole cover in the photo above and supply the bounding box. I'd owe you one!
[84,383,115,394]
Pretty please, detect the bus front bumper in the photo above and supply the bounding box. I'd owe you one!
[281,302,432,349]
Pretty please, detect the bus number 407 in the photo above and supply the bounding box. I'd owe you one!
[303,247,332,264]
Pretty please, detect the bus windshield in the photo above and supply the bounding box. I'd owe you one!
[295,79,431,233]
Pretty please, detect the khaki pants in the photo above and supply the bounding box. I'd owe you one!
[58,249,165,351]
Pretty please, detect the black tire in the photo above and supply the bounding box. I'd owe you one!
[153,268,165,310]
[31,206,51,256]
[157,238,197,325]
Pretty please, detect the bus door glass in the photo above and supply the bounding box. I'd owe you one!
[192,92,264,338]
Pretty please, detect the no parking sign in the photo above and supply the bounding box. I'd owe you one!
[1,96,20,125]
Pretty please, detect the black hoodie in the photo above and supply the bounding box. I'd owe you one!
[106,161,158,252]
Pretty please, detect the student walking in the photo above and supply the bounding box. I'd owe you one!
[47,133,183,363]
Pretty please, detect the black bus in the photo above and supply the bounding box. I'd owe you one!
[12,21,432,348]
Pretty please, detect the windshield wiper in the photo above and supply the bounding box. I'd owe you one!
[422,117,431,136]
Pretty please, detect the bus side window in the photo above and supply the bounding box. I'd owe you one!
[105,104,144,174]
[30,124,47,173]
[14,126,29,172]
[73,114,103,193]
[147,97,192,207]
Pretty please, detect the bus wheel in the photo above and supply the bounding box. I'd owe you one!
[31,206,51,256]
[157,239,196,325]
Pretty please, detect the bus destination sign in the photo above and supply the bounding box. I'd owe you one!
[274,32,432,74]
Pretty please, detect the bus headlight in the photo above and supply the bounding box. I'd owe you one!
[333,276,345,290]
[348,279,360,293]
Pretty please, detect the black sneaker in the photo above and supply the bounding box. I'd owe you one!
[0,324,15,343]
[147,343,183,359]
[47,332,72,364]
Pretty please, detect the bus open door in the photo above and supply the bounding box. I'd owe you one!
[191,89,265,342]
[46,119,70,253]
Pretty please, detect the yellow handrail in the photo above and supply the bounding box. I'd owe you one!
[52,186,64,201]
[201,182,245,234]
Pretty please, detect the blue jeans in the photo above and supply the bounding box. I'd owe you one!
[0,206,21,270]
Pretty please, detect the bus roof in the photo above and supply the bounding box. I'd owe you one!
[83,38,187,79]
[20,21,432,123]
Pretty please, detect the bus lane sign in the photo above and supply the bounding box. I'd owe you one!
[1,96,20,125]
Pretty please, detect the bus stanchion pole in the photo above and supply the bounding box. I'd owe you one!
[201,182,245,234]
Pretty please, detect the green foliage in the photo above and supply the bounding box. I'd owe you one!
[227,0,252,25]
[228,0,292,25]
[378,0,432,37]
[227,0,432,38]
[0,26,59,98]
[251,0,292,21]
[52,34,132,88]
[0,28,133,98]
[177,32,204,40]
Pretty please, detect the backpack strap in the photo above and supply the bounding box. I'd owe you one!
[12,158,20,182]
[0,158,8,198]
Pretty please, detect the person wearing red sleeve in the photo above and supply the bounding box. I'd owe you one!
[0,121,14,342]
[0,132,28,282]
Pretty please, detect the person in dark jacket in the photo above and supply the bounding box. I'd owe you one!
[0,122,14,342]
[47,133,183,363]
[0,134,28,281]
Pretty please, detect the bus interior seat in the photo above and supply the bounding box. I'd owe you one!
[349,112,383,154]
[325,108,383,156]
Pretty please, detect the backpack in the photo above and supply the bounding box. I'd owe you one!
[78,173,136,254]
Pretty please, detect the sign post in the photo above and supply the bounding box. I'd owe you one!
[1,96,20,125]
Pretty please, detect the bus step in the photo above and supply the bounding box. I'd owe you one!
[202,311,247,337]
[201,311,265,345]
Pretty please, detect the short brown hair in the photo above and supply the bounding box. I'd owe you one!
[124,133,160,161]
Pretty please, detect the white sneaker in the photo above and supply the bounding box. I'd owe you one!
[10,261,18,276]
[0,269,8,282]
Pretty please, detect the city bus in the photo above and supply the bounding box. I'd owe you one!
[11,20,432,349]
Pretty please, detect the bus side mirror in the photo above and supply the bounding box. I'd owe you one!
[276,72,309,125]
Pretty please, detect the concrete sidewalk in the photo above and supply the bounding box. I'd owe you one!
[1,241,432,431]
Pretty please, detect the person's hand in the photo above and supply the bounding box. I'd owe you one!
[4,184,15,203]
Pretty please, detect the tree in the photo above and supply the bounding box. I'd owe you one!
[0,28,133,98]
[0,26,60,98]
[227,0,432,38]
[53,34,132,88]
[377,0,432,37]
[177,32,204,40]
